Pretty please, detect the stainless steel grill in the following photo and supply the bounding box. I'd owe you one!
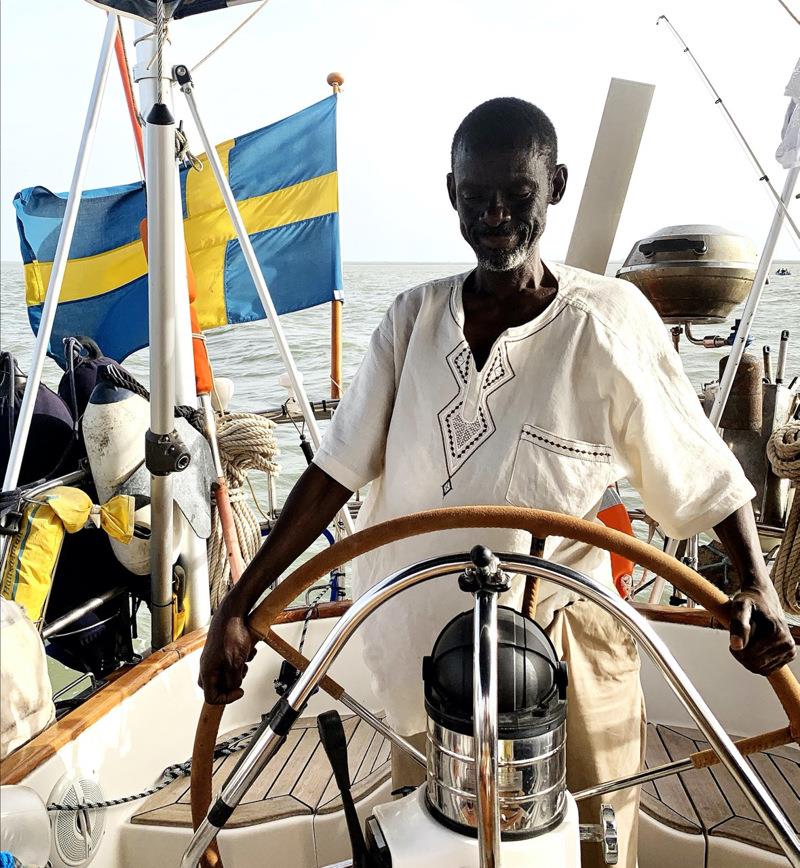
[616,224,757,323]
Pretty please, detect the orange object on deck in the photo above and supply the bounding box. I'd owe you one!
[330,299,342,399]
[597,487,636,598]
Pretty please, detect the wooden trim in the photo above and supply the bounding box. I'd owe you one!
[0,602,352,785]
[1,629,206,786]
[634,602,800,644]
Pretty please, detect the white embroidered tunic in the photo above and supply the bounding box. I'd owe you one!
[314,263,755,735]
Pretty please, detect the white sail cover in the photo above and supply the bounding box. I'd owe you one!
[0,598,55,759]
[776,59,800,169]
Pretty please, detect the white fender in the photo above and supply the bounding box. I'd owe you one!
[0,784,50,867]
[83,382,182,575]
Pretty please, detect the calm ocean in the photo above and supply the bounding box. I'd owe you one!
[1,259,798,510]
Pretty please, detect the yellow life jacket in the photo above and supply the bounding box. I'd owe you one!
[0,486,134,624]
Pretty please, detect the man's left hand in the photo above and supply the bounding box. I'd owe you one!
[729,583,796,676]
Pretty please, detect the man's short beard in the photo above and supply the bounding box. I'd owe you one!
[477,244,530,272]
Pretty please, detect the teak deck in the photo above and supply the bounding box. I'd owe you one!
[133,715,799,854]
[641,722,800,854]
[131,714,391,829]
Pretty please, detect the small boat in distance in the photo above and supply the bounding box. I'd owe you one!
[776,266,792,275]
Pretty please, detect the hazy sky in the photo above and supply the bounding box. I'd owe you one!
[0,0,798,265]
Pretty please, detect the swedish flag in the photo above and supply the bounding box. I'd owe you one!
[14,95,342,366]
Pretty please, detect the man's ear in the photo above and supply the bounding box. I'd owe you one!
[550,164,568,205]
[447,172,457,210]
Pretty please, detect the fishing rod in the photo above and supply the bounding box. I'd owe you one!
[775,0,800,27]
[657,15,800,246]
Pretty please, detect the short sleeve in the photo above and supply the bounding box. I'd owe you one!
[617,345,755,540]
[313,308,396,491]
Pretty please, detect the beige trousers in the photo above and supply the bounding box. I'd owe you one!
[391,600,645,868]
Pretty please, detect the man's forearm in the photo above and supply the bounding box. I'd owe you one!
[224,463,352,614]
[712,502,770,590]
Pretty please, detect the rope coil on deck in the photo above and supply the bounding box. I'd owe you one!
[206,412,279,608]
[769,421,800,614]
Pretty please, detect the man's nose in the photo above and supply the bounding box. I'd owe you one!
[482,195,511,227]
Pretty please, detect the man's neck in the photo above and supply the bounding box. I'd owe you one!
[468,250,554,302]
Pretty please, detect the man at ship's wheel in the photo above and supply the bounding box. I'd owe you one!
[200,98,796,867]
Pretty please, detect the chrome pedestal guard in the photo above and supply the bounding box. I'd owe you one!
[473,588,501,866]
[181,554,800,868]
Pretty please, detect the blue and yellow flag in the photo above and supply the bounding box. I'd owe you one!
[14,95,342,365]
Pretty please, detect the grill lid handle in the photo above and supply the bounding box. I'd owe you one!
[638,238,708,256]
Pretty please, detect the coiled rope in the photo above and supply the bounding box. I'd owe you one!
[768,421,800,614]
[205,412,279,608]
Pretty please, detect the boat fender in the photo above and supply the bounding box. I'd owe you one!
[0,785,50,867]
[597,487,635,598]
[210,376,235,413]
[83,381,183,574]
[0,599,55,764]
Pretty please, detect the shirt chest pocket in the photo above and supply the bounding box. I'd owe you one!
[505,424,614,518]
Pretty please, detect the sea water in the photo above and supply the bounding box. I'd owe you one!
[2,259,798,509]
[1,260,798,671]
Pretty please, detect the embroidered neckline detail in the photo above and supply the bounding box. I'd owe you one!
[437,340,515,496]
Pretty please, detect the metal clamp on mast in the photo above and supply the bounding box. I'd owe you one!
[144,429,191,476]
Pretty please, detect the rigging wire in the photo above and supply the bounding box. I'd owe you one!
[193,0,273,72]
[657,15,800,249]
[156,0,165,103]
[776,0,800,26]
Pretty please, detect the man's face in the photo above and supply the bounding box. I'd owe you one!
[447,143,566,273]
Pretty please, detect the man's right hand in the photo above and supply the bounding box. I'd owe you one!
[196,463,353,705]
[199,599,256,705]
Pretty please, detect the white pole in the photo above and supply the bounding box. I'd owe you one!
[146,100,179,650]
[133,23,197,409]
[1,14,118,495]
[647,538,680,604]
[177,68,356,535]
[708,167,799,429]
[134,22,212,630]
[648,166,798,605]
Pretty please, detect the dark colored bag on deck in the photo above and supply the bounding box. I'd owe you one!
[0,351,76,485]
[57,337,121,462]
